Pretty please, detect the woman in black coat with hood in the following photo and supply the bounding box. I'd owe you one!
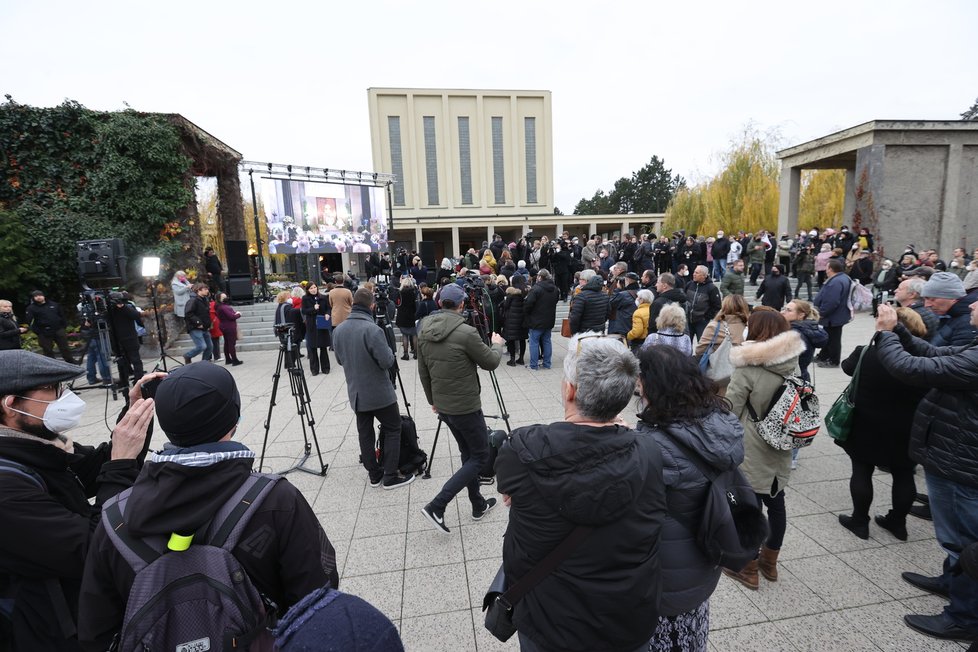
[300,283,331,375]
[836,308,929,542]
[501,275,528,365]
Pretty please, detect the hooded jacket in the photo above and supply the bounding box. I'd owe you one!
[568,276,611,334]
[790,319,829,375]
[726,331,806,496]
[417,309,501,415]
[501,287,528,341]
[523,279,559,331]
[607,285,639,335]
[875,325,978,488]
[77,442,338,651]
[635,411,744,616]
[0,428,141,651]
[496,422,666,651]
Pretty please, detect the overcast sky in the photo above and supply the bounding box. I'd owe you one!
[3,0,975,212]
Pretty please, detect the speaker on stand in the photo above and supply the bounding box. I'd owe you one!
[419,240,436,270]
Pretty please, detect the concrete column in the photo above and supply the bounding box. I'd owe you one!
[777,166,801,237]
[621,221,630,236]
[843,169,857,225]
[451,226,460,258]
[940,144,964,255]
[556,222,563,236]
[414,226,423,250]
[589,222,597,238]
[487,226,494,245]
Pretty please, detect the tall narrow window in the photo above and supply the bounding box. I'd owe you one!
[492,116,505,204]
[423,116,439,206]
[387,116,405,206]
[458,116,473,205]
[524,117,537,204]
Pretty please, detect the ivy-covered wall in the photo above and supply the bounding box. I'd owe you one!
[0,97,201,308]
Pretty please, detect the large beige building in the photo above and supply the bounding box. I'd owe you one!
[368,87,664,261]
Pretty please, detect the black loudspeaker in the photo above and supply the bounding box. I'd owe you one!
[225,240,250,276]
[419,241,436,269]
[227,276,253,303]
[77,239,126,279]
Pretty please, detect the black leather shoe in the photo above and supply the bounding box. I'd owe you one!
[838,514,869,539]
[901,572,949,599]
[875,513,908,541]
[904,613,978,641]
[909,504,932,521]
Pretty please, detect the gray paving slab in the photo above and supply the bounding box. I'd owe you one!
[69,309,970,650]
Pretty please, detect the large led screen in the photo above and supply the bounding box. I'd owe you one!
[261,178,388,254]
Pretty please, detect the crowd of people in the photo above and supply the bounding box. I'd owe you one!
[1,227,976,650]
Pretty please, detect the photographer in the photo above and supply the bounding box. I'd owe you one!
[332,289,414,490]
[107,291,144,386]
[417,284,504,534]
[0,351,158,650]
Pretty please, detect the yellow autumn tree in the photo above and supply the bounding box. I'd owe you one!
[798,169,845,231]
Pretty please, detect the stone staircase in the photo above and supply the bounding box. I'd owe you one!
[169,297,572,355]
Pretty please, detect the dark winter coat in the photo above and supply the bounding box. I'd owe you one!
[756,273,792,311]
[395,286,418,329]
[501,287,528,341]
[875,325,978,488]
[184,294,212,332]
[711,237,731,262]
[648,287,688,333]
[496,421,666,652]
[414,297,437,325]
[931,292,978,347]
[300,291,330,347]
[523,279,559,331]
[635,411,744,616]
[417,309,501,415]
[568,276,611,334]
[409,265,428,286]
[793,250,815,275]
[849,257,874,285]
[790,319,828,377]
[720,269,745,296]
[215,302,241,335]
[608,286,639,335]
[332,306,398,412]
[873,266,899,293]
[813,272,852,327]
[0,426,143,652]
[25,299,67,336]
[0,312,21,350]
[685,280,722,324]
[908,300,941,341]
[77,443,338,651]
[837,342,926,469]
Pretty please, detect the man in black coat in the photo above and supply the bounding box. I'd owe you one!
[204,246,224,294]
[685,265,722,342]
[648,273,687,334]
[25,290,77,363]
[875,302,978,644]
[106,292,144,387]
[0,351,158,651]
[756,264,793,312]
[523,270,559,370]
[568,271,610,335]
[711,231,731,281]
[608,273,640,337]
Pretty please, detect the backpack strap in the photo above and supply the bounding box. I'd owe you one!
[0,457,47,491]
[744,371,794,423]
[102,488,166,572]
[206,473,281,550]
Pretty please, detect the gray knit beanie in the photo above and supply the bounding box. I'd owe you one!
[920,272,966,300]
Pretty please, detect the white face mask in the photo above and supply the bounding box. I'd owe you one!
[6,389,86,434]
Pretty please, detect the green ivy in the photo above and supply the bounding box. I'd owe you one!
[0,97,194,306]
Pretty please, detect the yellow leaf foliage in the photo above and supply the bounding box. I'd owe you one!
[798,169,845,231]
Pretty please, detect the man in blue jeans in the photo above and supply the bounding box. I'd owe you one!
[524,269,560,370]
[875,301,978,644]
[182,283,213,363]
[417,283,503,534]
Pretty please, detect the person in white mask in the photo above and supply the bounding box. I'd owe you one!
[0,349,159,650]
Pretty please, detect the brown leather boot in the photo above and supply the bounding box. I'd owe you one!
[722,559,759,590]
[758,545,780,582]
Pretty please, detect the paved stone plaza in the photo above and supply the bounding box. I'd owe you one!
[73,311,970,651]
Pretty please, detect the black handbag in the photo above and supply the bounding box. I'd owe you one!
[482,525,592,642]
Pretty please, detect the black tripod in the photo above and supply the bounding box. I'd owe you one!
[146,280,184,372]
[422,284,510,479]
[69,292,119,401]
[258,325,329,476]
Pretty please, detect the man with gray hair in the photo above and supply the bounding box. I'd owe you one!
[895,277,940,341]
[494,334,666,651]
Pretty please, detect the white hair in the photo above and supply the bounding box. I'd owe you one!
[563,334,638,422]
[637,289,655,305]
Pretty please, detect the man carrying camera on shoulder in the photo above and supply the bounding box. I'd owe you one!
[417,284,504,534]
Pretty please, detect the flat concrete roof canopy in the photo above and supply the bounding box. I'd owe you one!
[777,120,978,257]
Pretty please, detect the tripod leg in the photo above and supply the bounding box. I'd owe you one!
[259,347,286,472]
[422,417,442,479]
[295,364,328,475]
[489,370,512,433]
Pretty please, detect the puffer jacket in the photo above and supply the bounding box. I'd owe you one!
[627,303,651,342]
[523,279,559,330]
[790,319,829,375]
[417,309,501,415]
[607,287,638,335]
[635,411,744,616]
[568,276,611,334]
[931,292,978,347]
[726,331,806,496]
[720,269,745,297]
[496,422,666,652]
[501,287,528,341]
[875,325,978,489]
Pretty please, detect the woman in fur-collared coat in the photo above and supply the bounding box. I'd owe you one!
[722,310,806,591]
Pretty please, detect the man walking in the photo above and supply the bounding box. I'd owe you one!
[332,288,414,490]
[712,230,731,281]
[25,290,77,363]
[523,269,560,370]
[813,259,852,367]
[720,259,746,297]
[417,284,503,534]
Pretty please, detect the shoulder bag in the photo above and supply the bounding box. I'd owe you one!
[698,321,733,383]
[483,525,592,642]
[824,341,871,442]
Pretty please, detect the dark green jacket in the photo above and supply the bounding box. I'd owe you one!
[747,239,767,265]
[720,269,745,296]
[417,309,501,415]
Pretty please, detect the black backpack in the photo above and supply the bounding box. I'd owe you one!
[377,413,428,476]
[660,428,769,571]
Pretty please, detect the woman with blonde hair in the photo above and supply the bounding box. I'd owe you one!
[780,300,827,383]
[480,249,498,274]
[395,276,419,359]
[642,303,692,356]
[694,294,750,393]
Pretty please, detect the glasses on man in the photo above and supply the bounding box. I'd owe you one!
[575,333,627,355]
